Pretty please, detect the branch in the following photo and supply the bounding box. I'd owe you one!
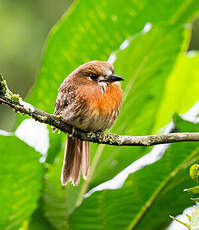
[1,74,199,146]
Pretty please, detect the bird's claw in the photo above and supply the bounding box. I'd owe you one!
[69,127,75,137]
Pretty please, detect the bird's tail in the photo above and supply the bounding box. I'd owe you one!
[61,135,89,186]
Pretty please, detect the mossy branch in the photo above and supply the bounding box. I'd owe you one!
[1,74,199,146]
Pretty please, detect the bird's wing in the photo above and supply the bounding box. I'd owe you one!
[54,79,75,116]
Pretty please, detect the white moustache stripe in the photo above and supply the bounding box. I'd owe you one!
[98,82,107,95]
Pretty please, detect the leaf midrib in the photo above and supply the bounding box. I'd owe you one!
[127,146,199,230]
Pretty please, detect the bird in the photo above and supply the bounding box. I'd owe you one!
[54,60,124,186]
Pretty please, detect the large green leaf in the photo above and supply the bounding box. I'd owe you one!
[154,51,199,132]
[69,116,199,230]
[43,146,82,230]
[0,135,43,230]
[91,24,186,186]
[27,0,199,112]
[28,203,56,230]
[42,24,187,229]
[38,0,199,228]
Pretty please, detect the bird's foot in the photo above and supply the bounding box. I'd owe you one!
[69,127,76,137]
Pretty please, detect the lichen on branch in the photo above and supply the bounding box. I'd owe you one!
[1,74,199,146]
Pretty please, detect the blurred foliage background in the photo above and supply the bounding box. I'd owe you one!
[0,0,73,130]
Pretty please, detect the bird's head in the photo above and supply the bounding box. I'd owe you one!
[71,61,124,85]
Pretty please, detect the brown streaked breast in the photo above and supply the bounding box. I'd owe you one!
[79,82,122,118]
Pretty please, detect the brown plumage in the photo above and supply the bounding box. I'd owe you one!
[54,61,123,186]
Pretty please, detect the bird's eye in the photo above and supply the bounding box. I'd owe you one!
[89,73,98,81]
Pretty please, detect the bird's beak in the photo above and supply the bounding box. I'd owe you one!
[108,74,124,82]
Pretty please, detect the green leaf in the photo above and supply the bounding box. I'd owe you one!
[69,119,199,230]
[174,113,199,132]
[45,130,64,164]
[184,185,199,194]
[91,24,187,186]
[154,52,199,132]
[42,23,186,229]
[43,147,82,230]
[38,0,199,228]
[27,0,199,112]
[28,203,56,230]
[0,135,43,230]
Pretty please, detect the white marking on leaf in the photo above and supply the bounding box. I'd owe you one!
[15,119,49,161]
[120,40,129,50]
[108,54,116,64]
[143,22,152,33]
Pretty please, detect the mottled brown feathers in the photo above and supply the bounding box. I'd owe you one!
[72,61,114,78]
[54,60,123,186]
[61,136,90,186]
